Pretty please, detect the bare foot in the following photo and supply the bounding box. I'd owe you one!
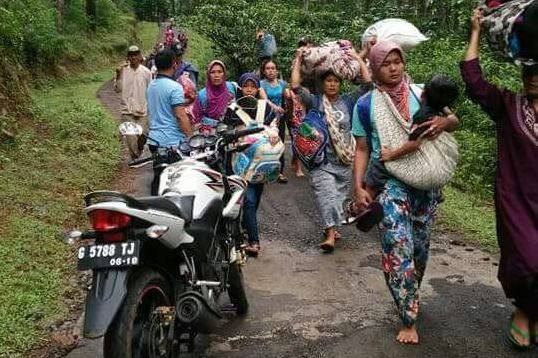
[295,169,305,178]
[396,326,419,345]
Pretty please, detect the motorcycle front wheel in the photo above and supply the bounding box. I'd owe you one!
[227,262,249,316]
[103,269,173,358]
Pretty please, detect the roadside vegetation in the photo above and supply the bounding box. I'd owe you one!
[0,0,158,354]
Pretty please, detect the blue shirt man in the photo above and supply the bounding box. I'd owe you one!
[146,49,192,194]
[146,49,192,148]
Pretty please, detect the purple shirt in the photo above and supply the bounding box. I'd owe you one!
[460,59,538,292]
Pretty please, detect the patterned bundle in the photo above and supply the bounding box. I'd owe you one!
[300,40,361,82]
[481,0,537,65]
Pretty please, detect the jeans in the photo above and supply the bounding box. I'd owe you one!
[242,183,265,244]
[148,145,163,196]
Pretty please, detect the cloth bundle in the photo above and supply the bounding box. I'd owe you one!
[300,40,361,82]
[482,0,538,65]
[361,19,428,50]
[231,100,284,184]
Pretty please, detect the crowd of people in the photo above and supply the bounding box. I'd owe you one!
[114,10,537,349]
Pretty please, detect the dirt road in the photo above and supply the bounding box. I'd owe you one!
[64,75,532,358]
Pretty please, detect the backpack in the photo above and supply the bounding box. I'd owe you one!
[292,109,329,171]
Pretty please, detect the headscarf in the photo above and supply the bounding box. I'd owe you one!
[369,41,411,121]
[193,60,232,122]
[238,72,260,89]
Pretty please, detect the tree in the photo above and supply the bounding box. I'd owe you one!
[86,0,97,32]
[56,0,65,32]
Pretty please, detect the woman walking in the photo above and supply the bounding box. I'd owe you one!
[461,9,538,349]
[235,73,279,257]
[260,59,290,182]
[291,46,370,253]
[192,60,237,134]
[352,40,459,344]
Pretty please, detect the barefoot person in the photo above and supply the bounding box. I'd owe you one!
[461,9,538,349]
[352,41,459,344]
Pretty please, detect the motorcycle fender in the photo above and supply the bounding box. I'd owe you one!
[83,269,129,338]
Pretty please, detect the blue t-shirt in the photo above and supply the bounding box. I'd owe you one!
[260,79,286,108]
[147,74,186,147]
[352,85,422,166]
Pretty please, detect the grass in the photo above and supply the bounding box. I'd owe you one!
[0,22,158,357]
[437,186,497,249]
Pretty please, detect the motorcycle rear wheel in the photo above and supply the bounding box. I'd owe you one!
[103,269,173,358]
[227,262,249,315]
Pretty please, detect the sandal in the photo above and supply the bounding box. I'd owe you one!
[277,174,288,184]
[507,313,531,349]
[531,321,538,346]
[245,243,260,258]
[320,230,336,253]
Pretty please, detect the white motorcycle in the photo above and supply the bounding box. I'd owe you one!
[69,124,263,357]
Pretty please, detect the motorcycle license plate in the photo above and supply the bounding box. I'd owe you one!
[77,241,140,270]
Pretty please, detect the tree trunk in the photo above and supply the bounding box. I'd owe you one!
[303,0,309,12]
[86,0,97,32]
[56,0,65,32]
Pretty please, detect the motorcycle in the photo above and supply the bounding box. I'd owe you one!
[68,124,263,357]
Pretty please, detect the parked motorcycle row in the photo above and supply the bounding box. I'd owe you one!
[68,101,264,357]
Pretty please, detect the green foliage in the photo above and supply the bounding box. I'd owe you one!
[0,21,158,356]
[0,69,120,355]
[0,0,134,69]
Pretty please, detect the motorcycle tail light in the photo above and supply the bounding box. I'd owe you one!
[88,209,131,233]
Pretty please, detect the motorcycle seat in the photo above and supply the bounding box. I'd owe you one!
[137,195,194,225]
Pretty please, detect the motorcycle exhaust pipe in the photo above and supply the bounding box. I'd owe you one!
[176,291,221,333]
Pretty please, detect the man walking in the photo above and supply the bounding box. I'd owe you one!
[147,49,193,195]
[115,45,152,160]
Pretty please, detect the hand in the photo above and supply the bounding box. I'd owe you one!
[471,8,484,33]
[380,147,394,162]
[359,37,376,59]
[256,29,264,41]
[419,116,448,140]
[273,105,285,115]
[354,187,373,210]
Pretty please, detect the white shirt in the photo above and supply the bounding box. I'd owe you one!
[119,64,152,116]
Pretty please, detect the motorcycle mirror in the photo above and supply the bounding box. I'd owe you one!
[216,122,229,135]
[146,225,169,239]
[119,121,143,136]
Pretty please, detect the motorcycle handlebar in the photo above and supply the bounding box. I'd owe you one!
[223,127,264,142]
[128,156,153,167]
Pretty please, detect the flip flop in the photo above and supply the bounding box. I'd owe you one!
[355,202,383,232]
[507,313,531,350]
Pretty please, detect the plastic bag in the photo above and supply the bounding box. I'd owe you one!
[362,19,428,50]
[300,40,361,82]
[257,34,277,59]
